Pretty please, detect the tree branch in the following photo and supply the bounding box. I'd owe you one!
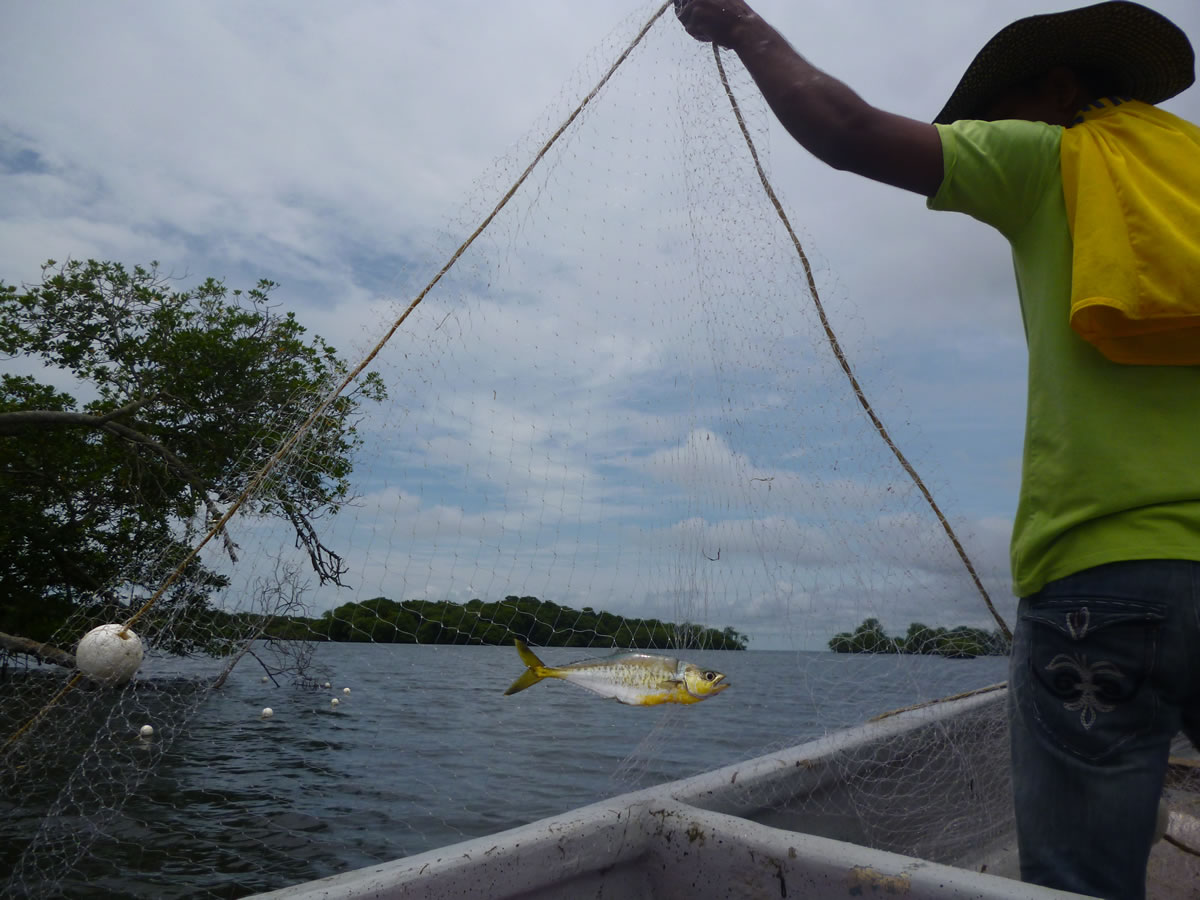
[280,501,348,586]
[97,394,161,423]
[0,395,158,435]
[0,409,108,435]
[4,405,350,585]
[99,420,239,562]
[0,406,240,563]
[0,630,76,669]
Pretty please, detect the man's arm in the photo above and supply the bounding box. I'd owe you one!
[676,0,944,197]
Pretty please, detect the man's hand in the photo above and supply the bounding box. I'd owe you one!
[673,0,943,196]
[674,0,760,50]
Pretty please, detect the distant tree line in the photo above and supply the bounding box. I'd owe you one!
[829,618,1009,657]
[211,595,749,651]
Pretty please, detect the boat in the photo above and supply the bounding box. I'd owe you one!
[249,685,1200,899]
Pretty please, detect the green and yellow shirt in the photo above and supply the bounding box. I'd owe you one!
[929,114,1200,597]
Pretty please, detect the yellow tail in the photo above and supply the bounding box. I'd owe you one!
[504,639,548,695]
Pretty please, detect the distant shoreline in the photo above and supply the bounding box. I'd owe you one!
[246,595,750,651]
[828,618,1009,657]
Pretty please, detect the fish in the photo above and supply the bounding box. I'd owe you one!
[503,639,729,706]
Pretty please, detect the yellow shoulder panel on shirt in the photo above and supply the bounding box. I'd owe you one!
[1061,98,1200,364]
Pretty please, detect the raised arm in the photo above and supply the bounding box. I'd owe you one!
[676,0,944,197]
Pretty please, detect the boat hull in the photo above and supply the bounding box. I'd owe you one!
[253,686,1098,898]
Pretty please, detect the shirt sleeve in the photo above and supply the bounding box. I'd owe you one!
[927,119,1064,240]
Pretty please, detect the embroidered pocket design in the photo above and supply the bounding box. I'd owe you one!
[1019,591,1167,760]
[1065,607,1090,639]
[1044,652,1121,729]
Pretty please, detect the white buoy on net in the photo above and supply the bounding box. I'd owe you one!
[342,687,351,695]
[76,624,144,686]
[331,697,339,708]
[139,724,154,739]
[261,676,269,683]
[323,682,331,689]
[261,707,274,719]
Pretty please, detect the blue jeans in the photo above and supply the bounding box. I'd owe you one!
[1009,559,1200,899]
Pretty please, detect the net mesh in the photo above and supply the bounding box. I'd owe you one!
[4,4,1194,898]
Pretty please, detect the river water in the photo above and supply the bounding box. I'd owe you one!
[1,643,1008,898]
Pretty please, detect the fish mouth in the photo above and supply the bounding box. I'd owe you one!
[684,679,730,700]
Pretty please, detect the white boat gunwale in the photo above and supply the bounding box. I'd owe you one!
[252,687,1097,899]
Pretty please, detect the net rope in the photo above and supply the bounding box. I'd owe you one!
[709,43,1009,641]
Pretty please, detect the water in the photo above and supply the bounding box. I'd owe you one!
[2,644,1007,898]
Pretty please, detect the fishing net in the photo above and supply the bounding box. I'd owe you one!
[4,3,1194,898]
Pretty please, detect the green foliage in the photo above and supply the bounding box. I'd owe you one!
[829,617,1009,657]
[284,595,750,650]
[0,259,385,653]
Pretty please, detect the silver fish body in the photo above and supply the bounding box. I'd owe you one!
[504,639,729,706]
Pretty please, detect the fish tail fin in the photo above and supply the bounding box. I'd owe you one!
[504,639,547,696]
[504,668,543,696]
[514,638,544,669]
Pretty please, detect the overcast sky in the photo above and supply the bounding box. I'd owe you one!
[3,1,1198,650]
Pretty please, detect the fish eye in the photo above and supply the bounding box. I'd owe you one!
[703,671,717,682]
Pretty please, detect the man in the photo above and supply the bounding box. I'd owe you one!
[675,2,1200,897]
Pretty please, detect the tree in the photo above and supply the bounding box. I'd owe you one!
[829,618,1010,656]
[903,622,937,654]
[853,617,896,653]
[295,596,748,650]
[828,618,898,654]
[0,259,385,653]
[720,625,749,651]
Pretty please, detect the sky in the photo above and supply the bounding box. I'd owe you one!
[3,1,1198,650]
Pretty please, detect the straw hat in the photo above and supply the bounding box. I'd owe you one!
[934,1,1195,124]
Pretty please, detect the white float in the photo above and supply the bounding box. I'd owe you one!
[76,624,144,686]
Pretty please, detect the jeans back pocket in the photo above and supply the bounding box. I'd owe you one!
[1017,595,1167,761]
